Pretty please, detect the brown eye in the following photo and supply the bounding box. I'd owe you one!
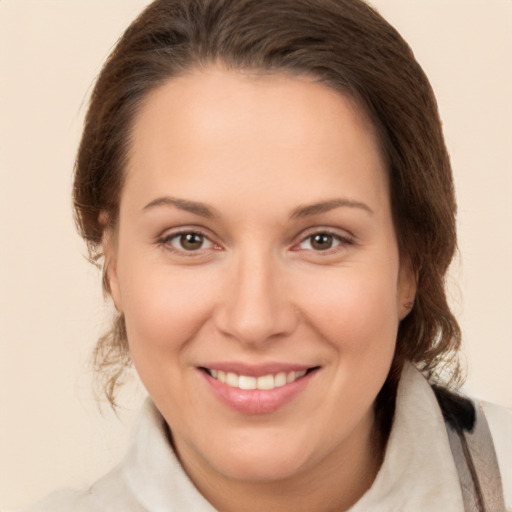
[310,233,334,250]
[180,233,204,250]
[167,232,213,251]
[297,232,346,252]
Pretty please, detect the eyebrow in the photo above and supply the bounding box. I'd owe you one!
[143,196,215,218]
[290,198,374,219]
[143,196,373,219]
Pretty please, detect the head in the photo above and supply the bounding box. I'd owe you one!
[74,0,460,477]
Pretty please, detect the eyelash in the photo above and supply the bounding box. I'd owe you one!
[157,228,354,256]
[292,230,354,254]
[158,229,219,256]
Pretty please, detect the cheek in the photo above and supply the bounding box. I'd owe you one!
[117,257,217,354]
[299,267,400,344]
[117,262,220,407]
[300,267,400,416]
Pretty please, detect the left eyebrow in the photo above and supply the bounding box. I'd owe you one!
[142,196,216,218]
[290,198,374,219]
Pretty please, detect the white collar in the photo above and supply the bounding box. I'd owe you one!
[348,362,464,510]
[122,401,217,511]
[122,363,464,511]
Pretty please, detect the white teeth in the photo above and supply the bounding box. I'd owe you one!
[208,368,309,390]
[226,372,239,387]
[274,372,287,387]
[238,375,256,390]
[256,374,274,390]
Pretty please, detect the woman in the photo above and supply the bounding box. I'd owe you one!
[27,0,511,510]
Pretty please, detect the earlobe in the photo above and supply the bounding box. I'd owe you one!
[398,263,418,320]
[100,212,123,313]
[401,299,415,319]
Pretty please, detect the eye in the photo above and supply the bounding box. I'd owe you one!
[164,231,214,252]
[295,231,354,253]
[299,233,340,251]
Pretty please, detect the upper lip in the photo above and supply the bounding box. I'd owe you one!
[199,362,318,377]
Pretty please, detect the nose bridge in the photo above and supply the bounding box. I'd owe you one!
[216,244,296,345]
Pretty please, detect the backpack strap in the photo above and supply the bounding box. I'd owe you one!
[433,386,507,512]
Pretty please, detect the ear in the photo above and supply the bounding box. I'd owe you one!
[100,212,123,313]
[397,260,417,320]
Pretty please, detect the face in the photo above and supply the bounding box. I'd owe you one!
[105,67,415,485]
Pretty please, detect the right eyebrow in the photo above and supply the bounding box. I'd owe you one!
[290,198,374,219]
[142,196,216,218]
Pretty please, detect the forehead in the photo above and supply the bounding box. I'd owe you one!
[124,66,388,215]
[130,67,379,153]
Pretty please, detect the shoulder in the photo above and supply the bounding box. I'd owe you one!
[430,380,512,510]
[26,489,101,512]
[25,465,145,512]
[481,400,512,506]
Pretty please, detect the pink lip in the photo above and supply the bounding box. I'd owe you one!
[198,364,319,415]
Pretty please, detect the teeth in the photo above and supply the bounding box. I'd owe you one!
[226,372,239,387]
[256,374,274,390]
[274,372,287,387]
[239,376,256,390]
[208,368,309,390]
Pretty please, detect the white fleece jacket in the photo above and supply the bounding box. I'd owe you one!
[16,364,512,511]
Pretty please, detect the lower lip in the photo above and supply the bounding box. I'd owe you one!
[200,369,317,415]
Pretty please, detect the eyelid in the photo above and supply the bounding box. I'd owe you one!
[157,226,222,255]
[291,227,355,253]
[155,225,354,256]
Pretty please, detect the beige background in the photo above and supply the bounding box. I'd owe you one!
[0,0,511,508]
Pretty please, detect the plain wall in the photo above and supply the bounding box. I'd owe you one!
[1,0,511,508]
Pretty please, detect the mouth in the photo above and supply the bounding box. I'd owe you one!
[199,365,320,414]
[201,367,316,390]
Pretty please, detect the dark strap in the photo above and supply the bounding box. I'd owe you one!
[434,386,507,512]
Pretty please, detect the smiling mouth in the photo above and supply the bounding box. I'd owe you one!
[201,367,318,391]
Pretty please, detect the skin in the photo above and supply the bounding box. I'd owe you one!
[104,66,416,512]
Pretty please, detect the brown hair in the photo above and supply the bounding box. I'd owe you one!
[74,0,461,407]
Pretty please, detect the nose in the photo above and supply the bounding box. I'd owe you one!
[213,249,298,347]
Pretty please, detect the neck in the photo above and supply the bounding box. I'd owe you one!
[173,410,384,512]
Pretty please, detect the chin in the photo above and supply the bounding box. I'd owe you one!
[195,428,318,483]
[214,451,309,482]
